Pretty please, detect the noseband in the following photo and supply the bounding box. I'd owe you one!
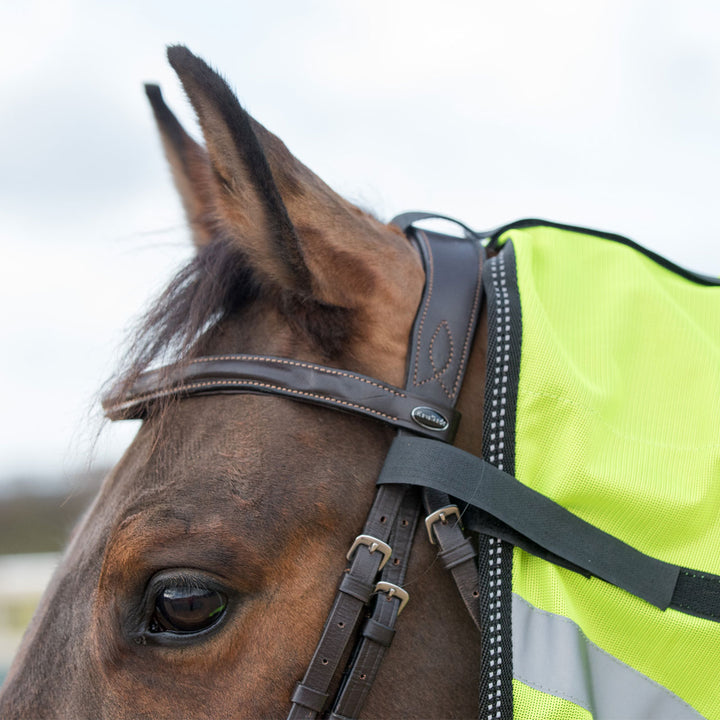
[104,213,487,719]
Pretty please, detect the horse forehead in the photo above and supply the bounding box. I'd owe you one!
[129,392,384,478]
[105,393,388,542]
[122,395,322,483]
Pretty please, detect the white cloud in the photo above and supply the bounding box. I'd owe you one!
[1,0,720,486]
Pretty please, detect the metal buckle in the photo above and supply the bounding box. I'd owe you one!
[374,581,409,614]
[424,505,462,544]
[347,535,392,571]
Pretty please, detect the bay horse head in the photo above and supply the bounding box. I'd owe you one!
[0,47,484,718]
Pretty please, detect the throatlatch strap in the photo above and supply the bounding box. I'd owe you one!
[422,487,480,631]
[378,435,720,621]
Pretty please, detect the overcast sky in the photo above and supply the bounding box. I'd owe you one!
[2,0,719,491]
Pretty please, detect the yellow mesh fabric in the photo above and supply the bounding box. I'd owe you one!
[506,225,720,718]
[513,679,591,720]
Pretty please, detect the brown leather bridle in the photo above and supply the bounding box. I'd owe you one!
[103,214,486,719]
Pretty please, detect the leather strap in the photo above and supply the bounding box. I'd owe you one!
[404,229,484,406]
[403,224,484,634]
[287,484,407,719]
[102,354,460,443]
[422,487,480,631]
[329,489,422,719]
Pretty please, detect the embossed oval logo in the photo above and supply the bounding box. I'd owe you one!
[411,406,449,432]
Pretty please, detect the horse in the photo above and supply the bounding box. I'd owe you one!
[0,46,484,718]
[5,45,720,720]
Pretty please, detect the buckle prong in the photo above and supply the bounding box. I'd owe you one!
[347,535,392,570]
[424,505,462,544]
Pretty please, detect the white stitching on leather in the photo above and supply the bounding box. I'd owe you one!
[412,231,435,387]
[191,355,407,397]
[106,379,400,422]
[449,248,484,400]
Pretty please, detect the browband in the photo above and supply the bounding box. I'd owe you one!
[102,221,485,445]
[102,354,461,442]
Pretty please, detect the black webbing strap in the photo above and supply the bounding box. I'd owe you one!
[378,435,720,621]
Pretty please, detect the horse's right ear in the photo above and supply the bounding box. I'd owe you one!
[144,84,216,248]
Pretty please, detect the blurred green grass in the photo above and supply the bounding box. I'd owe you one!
[0,471,105,684]
[0,472,104,555]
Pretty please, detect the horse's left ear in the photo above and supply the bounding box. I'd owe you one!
[164,46,421,314]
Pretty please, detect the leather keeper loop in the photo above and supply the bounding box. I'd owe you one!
[361,617,396,648]
[291,683,329,713]
[339,574,374,604]
[438,537,477,571]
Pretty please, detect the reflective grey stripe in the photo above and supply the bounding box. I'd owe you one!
[512,594,707,719]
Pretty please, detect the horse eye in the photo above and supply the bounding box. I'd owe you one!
[151,585,227,634]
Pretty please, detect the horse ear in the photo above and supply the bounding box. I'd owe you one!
[165,46,416,310]
[166,45,312,297]
[164,46,425,378]
[144,84,215,248]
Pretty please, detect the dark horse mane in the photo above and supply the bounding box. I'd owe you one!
[112,232,355,408]
[111,237,259,404]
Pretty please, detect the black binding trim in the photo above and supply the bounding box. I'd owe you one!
[477,243,521,720]
[391,211,483,240]
[485,218,720,286]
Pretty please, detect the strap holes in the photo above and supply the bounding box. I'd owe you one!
[401,519,409,526]
[393,558,400,566]
[472,590,479,597]
[380,516,387,523]
[321,658,329,665]
[360,674,367,680]
[337,621,345,629]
